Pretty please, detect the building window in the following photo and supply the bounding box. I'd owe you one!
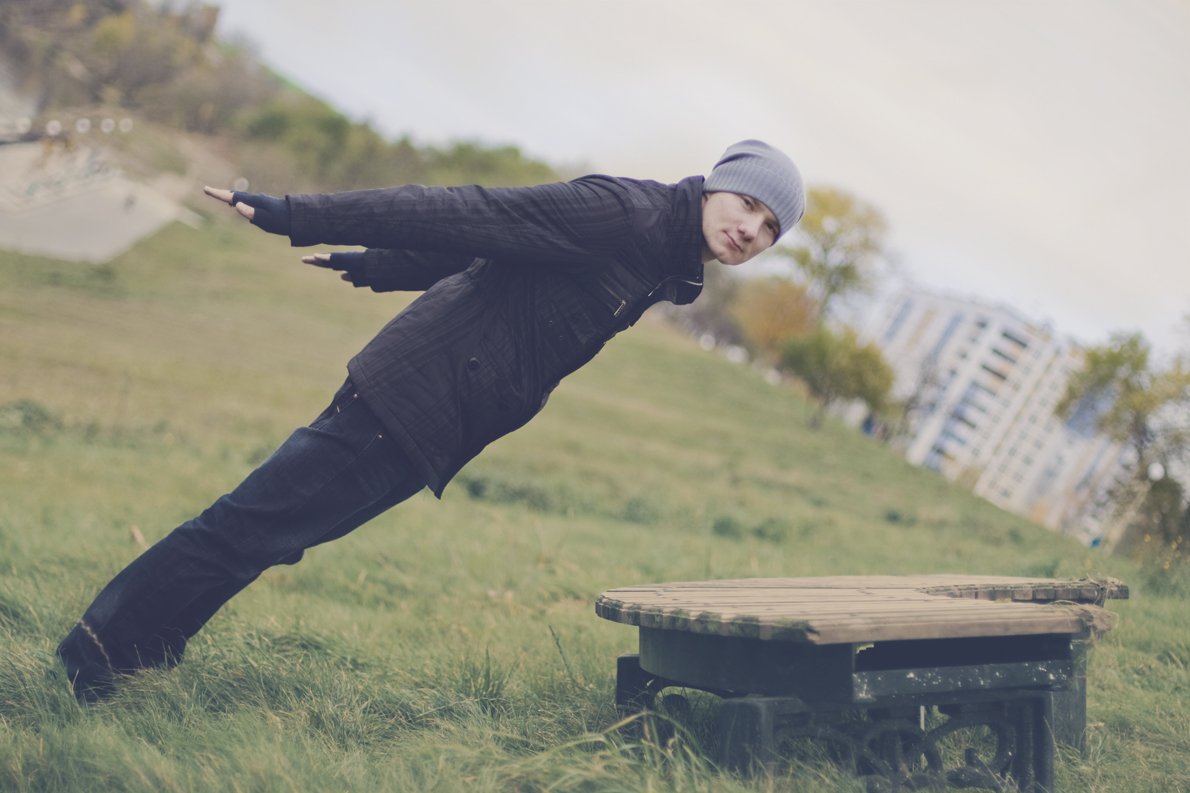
[1001,329,1030,349]
[981,364,1008,382]
[883,299,914,343]
[930,312,964,358]
[991,347,1019,365]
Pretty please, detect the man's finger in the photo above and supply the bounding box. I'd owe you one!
[301,254,332,267]
[234,202,256,220]
[203,186,234,203]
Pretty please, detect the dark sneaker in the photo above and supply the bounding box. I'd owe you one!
[56,621,119,703]
[57,621,189,702]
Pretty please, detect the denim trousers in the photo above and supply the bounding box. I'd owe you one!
[57,378,426,698]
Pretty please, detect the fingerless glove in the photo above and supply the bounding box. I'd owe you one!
[231,191,292,236]
[328,251,366,284]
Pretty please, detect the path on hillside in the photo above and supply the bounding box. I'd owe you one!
[0,141,196,263]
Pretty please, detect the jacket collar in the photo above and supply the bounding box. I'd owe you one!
[666,175,706,305]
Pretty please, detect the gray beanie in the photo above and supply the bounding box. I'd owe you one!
[704,139,805,238]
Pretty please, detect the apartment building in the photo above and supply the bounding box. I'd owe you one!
[860,288,1128,545]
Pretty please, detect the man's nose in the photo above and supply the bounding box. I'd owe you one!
[738,216,760,240]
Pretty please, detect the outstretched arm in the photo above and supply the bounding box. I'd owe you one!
[286,179,631,264]
[301,249,476,292]
[204,187,475,291]
[205,178,633,265]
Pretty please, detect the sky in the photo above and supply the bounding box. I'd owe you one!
[213,0,1190,354]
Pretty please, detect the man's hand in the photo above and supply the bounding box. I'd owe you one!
[202,186,292,236]
[301,252,365,282]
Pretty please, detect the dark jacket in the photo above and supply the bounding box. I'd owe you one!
[287,174,706,496]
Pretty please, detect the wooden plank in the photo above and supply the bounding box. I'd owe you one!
[616,575,1061,588]
[599,597,1095,617]
[594,575,1126,643]
[607,575,1128,599]
[597,577,1127,603]
[624,607,1089,633]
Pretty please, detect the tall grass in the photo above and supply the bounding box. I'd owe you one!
[1,210,1186,791]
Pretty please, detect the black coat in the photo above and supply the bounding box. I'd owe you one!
[288,174,706,495]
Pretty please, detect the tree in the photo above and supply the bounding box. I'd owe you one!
[0,0,560,194]
[1121,476,1190,564]
[886,352,942,443]
[1057,332,1190,474]
[730,276,818,359]
[1058,331,1190,556]
[781,326,893,427]
[778,186,888,320]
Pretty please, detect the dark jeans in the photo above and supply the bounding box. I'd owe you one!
[57,378,425,700]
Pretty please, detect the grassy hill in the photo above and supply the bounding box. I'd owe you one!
[1,204,1187,792]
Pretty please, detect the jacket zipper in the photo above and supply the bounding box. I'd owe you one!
[607,274,703,323]
[646,274,703,300]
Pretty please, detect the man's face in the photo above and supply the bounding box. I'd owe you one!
[701,191,780,266]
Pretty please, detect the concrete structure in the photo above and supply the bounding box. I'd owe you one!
[0,140,189,263]
[860,288,1129,546]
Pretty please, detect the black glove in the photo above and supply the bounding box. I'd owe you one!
[231,191,292,236]
[304,251,365,283]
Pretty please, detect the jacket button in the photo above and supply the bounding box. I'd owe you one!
[467,357,481,371]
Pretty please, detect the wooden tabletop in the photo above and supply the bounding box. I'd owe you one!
[595,575,1129,644]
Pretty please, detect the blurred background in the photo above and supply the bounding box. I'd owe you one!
[2,0,1189,558]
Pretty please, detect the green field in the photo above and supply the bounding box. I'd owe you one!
[1,209,1187,792]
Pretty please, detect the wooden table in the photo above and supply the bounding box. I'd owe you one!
[596,575,1127,792]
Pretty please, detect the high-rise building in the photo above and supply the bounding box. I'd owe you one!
[859,288,1129,545]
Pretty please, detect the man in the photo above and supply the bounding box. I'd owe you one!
[57,139,804,701]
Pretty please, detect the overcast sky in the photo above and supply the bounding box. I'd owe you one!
[214,0,1190,353]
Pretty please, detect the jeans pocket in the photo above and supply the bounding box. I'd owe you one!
[310,378,359,429]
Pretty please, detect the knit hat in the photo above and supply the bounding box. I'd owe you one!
[704,139,805,238]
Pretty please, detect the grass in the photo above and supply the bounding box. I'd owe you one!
[1,209,1187,792]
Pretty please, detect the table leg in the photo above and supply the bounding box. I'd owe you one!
[615,653,655,716]
[1047,638,1088,755]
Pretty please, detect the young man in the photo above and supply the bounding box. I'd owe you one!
[57,139,804,701]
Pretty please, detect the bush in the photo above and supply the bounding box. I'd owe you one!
[0,400,62,436]
[781,326,893,427]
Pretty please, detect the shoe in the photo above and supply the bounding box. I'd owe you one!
[56,622,119,703]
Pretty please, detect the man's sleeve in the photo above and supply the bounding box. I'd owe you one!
[286,179,631,265]
[344,249,476,292]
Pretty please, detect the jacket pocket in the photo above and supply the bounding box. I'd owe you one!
[456,346,530,452]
